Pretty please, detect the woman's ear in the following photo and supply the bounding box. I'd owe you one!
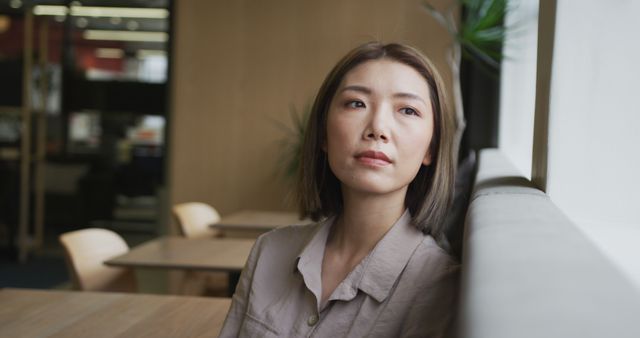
[422,149,432,166]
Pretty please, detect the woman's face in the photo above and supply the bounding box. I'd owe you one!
[325,59,434,197]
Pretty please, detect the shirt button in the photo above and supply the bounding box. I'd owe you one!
[307,314,319,326]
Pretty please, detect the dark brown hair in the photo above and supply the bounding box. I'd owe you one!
[297,42,456,244]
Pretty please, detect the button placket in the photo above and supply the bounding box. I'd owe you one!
[307,314,319,326]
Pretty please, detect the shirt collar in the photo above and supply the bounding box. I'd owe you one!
[295,210,425,305]
[356,209,425,302]
[295,216,334,306]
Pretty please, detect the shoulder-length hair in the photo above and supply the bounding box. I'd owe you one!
[297,42,456,244]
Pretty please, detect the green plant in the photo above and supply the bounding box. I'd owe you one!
[274,103,311,181]
[422,0,510,157]
[424,0,508,69]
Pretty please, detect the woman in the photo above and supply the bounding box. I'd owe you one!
[220,42,459,338]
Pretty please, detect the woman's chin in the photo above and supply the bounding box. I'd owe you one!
[341,179,408,197]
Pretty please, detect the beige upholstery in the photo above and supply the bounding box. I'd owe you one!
[173,202,221,238]
[59,228,136,292]
[460,149,640,338]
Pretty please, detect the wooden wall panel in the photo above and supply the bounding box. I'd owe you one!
[169,0,455,222]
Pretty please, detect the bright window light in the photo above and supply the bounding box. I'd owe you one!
[83,30,168,42]
[95,48,124,59]
[136,49,166,59]
[72,6,169,19]
[33,5,68,16]
[33,5,169,19]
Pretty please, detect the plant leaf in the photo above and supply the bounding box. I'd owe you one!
[421,1,456,35]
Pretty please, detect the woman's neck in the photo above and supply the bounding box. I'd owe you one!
[328,186,407,257]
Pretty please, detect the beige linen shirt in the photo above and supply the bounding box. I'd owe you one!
[219,210,459,338]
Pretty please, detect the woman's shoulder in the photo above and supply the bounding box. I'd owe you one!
[244,221,326,295]
[412,235,460,273]
[252,221,324,257]
[259,221,322,243]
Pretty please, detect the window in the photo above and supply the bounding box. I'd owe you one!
[501,0,640,287]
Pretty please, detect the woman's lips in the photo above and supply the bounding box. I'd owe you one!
[355,150,392,166]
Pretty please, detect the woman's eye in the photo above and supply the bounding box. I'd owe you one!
[400,107,419,116]
[346,100,365,109]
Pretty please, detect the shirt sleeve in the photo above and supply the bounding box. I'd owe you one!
[218,234,265,338]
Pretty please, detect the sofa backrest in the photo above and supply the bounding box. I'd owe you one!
[459,149,640,338]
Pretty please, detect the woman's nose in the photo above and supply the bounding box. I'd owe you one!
[364,108,390,142]
[366,129,388,141]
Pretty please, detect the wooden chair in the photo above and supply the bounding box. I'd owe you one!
[172,202,222,239]
[59,228,136,292]
[172,202,228,296]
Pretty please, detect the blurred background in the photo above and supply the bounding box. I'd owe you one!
[0,0,171,288]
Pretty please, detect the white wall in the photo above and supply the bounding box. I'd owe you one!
[545,1,640,287]
[499,0,539,178]
[501,0,640,288]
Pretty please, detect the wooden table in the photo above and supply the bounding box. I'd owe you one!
[105,236,255,295]
[212,210,311,237]
[105,236,254,272]
[0,288,231,337]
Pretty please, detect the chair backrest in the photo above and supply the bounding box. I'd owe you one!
[59,228,136,292]
[172,202,221,238]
